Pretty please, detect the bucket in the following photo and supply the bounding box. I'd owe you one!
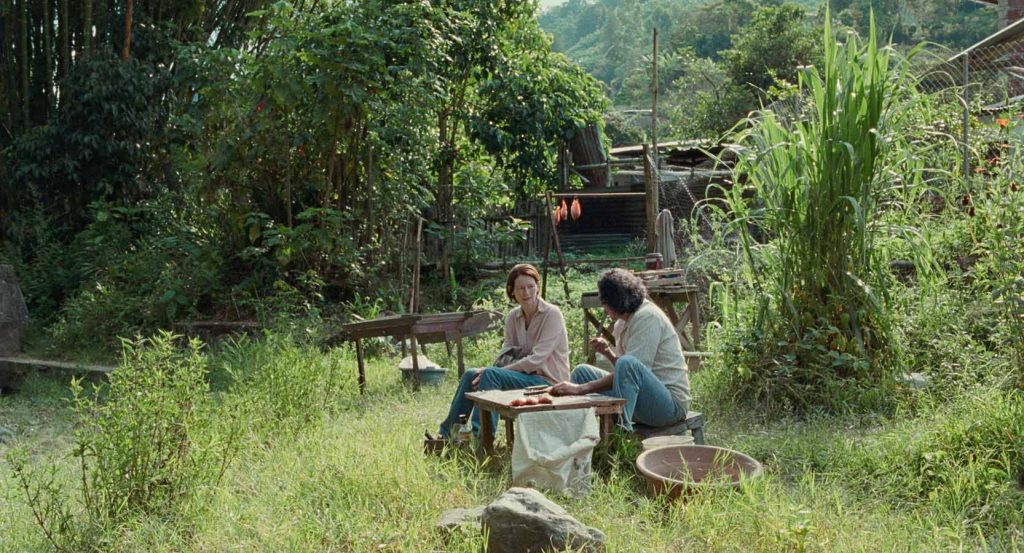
[400,366,448,386]
[645,253,663,270]
[397,355,446,386]
[641,435,694,451]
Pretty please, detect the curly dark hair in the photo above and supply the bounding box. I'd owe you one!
[597,268,646,315]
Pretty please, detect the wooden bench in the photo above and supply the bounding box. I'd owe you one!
[633,411,706,444]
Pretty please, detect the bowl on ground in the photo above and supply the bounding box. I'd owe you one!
[641,435,694,451]
[399,366,448,386]
[635,444,762,498]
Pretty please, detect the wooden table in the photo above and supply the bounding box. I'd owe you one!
[341,310,499,392]
[465,389,626,456]
[582,270,703,370]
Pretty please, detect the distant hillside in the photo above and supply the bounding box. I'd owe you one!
[540,0,997,98]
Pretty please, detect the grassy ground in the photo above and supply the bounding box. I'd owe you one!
[1,266,1022,552]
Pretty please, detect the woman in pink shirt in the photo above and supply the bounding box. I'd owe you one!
[435,264,569,439]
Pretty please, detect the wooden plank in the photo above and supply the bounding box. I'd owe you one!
[0,356,115,373]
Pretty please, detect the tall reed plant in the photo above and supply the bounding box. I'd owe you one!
[720,13,920,410]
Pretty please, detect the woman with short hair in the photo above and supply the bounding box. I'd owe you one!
[435,264,569,439]
[550,268,690,431]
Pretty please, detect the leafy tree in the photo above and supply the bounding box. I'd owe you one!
[667,53,756,139]
[668,0,761,59]
[472,41,606,198]
[723,3,820,95]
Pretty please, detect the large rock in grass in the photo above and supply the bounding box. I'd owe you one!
[482,487,605,553]
[0,265,29,355]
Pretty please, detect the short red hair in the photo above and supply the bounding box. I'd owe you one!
[505,264,541,301]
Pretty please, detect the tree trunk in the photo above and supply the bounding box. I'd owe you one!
[436,110,455,287]
[121,0,132,60]
[59,0,69,83]
[1,4,15,131]
[18,0,29,127]
[42,0,53,115]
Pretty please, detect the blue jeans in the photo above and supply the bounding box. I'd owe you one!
[571,355,685,432]
[438,367,549,438]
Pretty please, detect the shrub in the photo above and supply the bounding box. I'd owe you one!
[9,333,233,550]
[215,333,355,437]
[717,13,925,412]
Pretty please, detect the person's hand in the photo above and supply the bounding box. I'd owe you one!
[549,381,584,397]
[472,369,486,390]
[590,337,611,356]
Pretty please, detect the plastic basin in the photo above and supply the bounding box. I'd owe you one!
[399,367,447,386]
[635,445,762,498]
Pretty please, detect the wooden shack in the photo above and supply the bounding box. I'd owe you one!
[553,139,734,252]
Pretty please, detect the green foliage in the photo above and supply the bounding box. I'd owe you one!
[9,333,232,551]
[602,110,648,146]
[668,0,761,60]
[4,53,174,238]
[215,333,355,436]
[666,53,757,139]
[717,14,920,411]
[472,42,607,196]
[841,389,1024,530]
[831,0,998,48]
[45,196,231,354]
[722,3,821,95]
[968,136,1024,374]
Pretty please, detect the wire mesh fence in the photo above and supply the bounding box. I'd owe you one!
[759,22,1024,182]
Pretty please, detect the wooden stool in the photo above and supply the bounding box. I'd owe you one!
[633,411,705,444]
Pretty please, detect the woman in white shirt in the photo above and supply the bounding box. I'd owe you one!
[435,264,569,439]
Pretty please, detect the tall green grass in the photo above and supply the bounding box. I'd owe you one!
[717,12,929,411]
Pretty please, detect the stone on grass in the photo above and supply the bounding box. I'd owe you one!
[482,487,605,553]
[436,506,484,538]
[899,372,930,390]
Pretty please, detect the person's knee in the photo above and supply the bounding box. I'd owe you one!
[477,368,503,389]
[461,369,480,385]
[615,355,640,371]
[571,364,599,384]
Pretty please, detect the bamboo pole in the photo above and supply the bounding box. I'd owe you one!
[409,217,423,314]
[122,0,133,60]
[651,28,659,170]
[82,0,92,59]
[643,144,659,254]
[59,0,68,83]
[19,0,28,126]
[42,0,53,114]
[543,191,571,303]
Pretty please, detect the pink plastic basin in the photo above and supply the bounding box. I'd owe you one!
[635,445,762,498]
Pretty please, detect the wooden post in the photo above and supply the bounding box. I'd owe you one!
[651,28,659,170]
[541,194,553,299]
[409,217,423,314]
[410,334,420,391]
[962,52,970,181]
[643,144,659,253]
[355,338,366,393]
[543,192,571,303]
